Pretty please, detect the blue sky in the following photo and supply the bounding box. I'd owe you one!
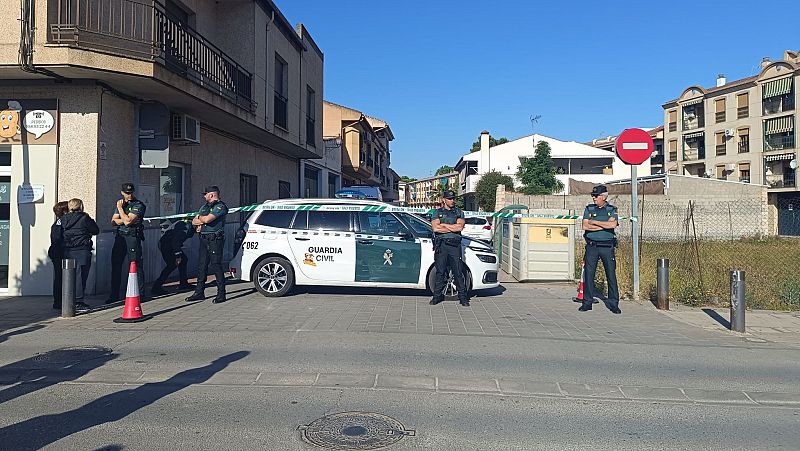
[280,0,799,179]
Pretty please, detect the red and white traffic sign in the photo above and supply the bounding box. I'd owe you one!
[615,128,654,165]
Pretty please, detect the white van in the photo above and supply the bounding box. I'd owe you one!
[335,186,382,201]
[229,198,500,298]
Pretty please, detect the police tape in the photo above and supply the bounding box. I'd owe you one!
[144,203,636,222]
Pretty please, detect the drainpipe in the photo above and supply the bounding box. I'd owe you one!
[133,101,140,188]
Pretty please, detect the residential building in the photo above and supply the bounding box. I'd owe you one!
[588,126,665,174]
[404,172,459,208]
[398,181,408,206]
[304,138,342,198]
[0,0,323,295]
[322,101,398,201]
[662,50,800,235]
[455,131,651,210]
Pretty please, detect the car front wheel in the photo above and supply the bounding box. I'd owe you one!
[253,257,295,297]
[427,264,472,299]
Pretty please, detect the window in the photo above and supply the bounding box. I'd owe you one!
[240,174,258,222]
[255,209,294,228]
[308,211,351,231]
[304,166,319,198]
[401,213,434,239]
[737,92,749,118]
[292,211,307,229]
[739,163,751,183]
[668,140,678,161]
[278,180,291,199]
[273,54,288,129]
[328,173,339,197]
[668,110,677,132]
[715,132,726,156]
[714,98,726,123]
[715,165,726,180]
[356,212,406,236]
[159,165,184,217]
[306,86,316,146]
[762,77,794,115]
[738,129,750,153]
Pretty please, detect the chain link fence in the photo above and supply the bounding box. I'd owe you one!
[576,200,800,310]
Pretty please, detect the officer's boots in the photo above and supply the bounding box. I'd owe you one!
[212,288,226,304]
[185,290,205,302]
[578,301,593,312]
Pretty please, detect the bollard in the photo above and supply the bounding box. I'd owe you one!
[656,258,669,310]
[61,259,76,318]
[730,270,745,333]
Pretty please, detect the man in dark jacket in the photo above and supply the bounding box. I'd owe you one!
[61,198,99,313]
[151,220,195,296]
[48,201,69,309]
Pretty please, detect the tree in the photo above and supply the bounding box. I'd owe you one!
[435,165,454,175]
[516,140,564,195]
[399,175,417,183]
[469,136,509,153]
[475,171,513,212]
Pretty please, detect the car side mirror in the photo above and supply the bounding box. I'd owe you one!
[397,230,413,240]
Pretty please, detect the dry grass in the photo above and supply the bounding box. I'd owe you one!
[576,238,800,311]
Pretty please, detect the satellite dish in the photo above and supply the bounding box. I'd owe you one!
[791,159,798,170]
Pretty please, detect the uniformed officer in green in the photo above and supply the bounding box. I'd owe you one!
[107,183,147,303]
[580,185,621,314]
[430,190,470,306]
[186,185,229,303]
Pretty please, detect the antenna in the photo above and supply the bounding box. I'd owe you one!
[530,115,542,148]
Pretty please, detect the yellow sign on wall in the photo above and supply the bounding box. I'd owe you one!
[529,226,569,244]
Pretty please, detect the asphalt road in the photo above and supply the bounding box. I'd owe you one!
[1,283,799,450]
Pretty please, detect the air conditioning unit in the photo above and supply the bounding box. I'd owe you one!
[171,113,200,144]
[725,128,735,137]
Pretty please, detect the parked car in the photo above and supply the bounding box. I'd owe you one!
[335,186,382,201]
[462,216,493,243]
[229,198,499,298]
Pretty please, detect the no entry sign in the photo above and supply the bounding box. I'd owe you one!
[615,128,654,165]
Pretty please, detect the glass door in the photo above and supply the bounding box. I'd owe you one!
[0,147,10,289]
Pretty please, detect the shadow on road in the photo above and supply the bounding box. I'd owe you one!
[291,284,508,299]
[702,308,731,329]
[0,347,117,405]
[0,324,46,344]
[0,351,249,451]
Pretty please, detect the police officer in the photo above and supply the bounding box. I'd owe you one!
[430,190,470,306]
[107,183,146,303]
[151,220,195,296]
[580,185,621,314]
[185,185,228,304]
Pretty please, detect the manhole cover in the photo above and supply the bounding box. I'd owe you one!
[299,412,414,450]
[32,346,113,365]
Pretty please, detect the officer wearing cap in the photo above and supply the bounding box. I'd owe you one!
[430,190,470,306]
[107,182,147,303]
[580,185,621,314]
[186,185,229,303]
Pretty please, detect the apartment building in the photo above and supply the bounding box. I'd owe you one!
[0,0,323,295]
[322,101,398,201]
[588,126,665,174]
[404,172,459,208]
[662,50,800,235]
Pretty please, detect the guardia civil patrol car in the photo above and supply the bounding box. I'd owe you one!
[229,199,500,298]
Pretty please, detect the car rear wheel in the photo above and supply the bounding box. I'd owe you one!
[253,257,294,297]
[427,264,472,299]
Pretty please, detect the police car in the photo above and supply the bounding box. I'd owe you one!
[229,198,500,298]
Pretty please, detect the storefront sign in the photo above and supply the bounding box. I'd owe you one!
[17,184,44,204]
[0,99,59,145]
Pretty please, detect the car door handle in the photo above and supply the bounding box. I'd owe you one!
[358,239,373,245]
[294,237,310,241]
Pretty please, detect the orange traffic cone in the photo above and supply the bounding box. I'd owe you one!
[573,261,585,303]
[113,261,151,323]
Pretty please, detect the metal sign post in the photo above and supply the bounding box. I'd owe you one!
[615,128,654,303]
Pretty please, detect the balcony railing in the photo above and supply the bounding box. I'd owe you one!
[668,151,678,161]
[683,118,704,130]
[715,112,726,123]
[738,140,750,153]
[48,0,255,111]
[737,106,749,119]
[766,173,796,189]
[765,135,796,152]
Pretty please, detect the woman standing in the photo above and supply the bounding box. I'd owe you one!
[60,198,99,313]
[48,201,69,309]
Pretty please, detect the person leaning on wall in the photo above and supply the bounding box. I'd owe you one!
[48,201,69,310]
